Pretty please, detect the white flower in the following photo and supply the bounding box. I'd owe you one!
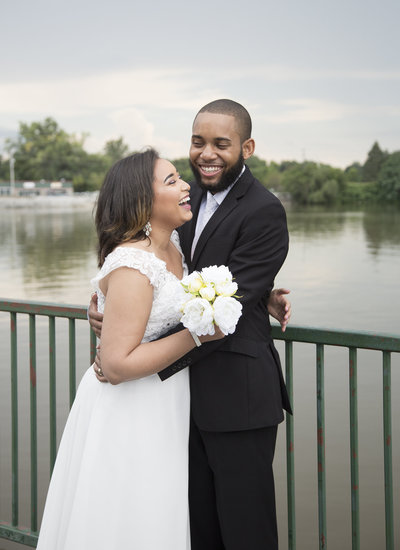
[200,265,233,286]
[181,272,203,294]
[181,297,215,336]
[214,280,238,297]
[199,284,216,302]
[179,264,241,337]
[213,296,243,335]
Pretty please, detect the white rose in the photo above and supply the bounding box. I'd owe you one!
[181,272,203,294]
[200,265,233,286]
[214,280,238,297]
[213,296,242,335]
[180,297,215,336]
[199,284,216,302]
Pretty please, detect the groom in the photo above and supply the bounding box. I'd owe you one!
[161,100,291,549]
[90,99,291,549]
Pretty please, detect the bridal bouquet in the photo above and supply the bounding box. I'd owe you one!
[179,265,242,336]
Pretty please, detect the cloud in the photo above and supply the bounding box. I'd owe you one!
[0,68,221,116]
[0,68,221,157]
[84,108,155,152]
[260,98,400,125]
[221,65,400,82]
[0,64,398,164]
[262,98,359,124]
[83,107,188,158]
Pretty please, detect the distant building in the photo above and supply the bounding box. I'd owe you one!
[0,180,73,196]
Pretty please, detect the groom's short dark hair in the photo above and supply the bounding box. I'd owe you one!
[195,99,252,142]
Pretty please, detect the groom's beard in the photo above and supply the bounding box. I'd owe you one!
[189,153,244,194]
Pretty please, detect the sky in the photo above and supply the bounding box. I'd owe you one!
[1,0,399,168]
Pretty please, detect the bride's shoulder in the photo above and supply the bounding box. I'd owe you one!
[92,245,164,290]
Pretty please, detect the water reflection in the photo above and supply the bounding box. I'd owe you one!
[362,205,400,255]
[285,203,350,237]
[1,200,400,321]
[0,199,97,302]
[284,203,400,254]
[16,211,96,283]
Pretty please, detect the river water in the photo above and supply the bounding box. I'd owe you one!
[0,196,399,549]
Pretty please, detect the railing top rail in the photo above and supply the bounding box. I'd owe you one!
[0,298,87,320]
[272,324,400,352]
[1,298,399,353]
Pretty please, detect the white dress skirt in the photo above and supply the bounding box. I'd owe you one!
[37,233,191,550]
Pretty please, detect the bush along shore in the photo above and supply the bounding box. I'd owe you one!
[1,119,399,206]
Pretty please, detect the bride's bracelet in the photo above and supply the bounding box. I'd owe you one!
[190,331,202,347]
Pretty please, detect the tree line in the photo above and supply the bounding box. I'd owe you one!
[1,117,399,204]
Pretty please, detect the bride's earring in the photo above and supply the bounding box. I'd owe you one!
[144,221,152,237]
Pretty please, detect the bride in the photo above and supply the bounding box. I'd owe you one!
[37,148,290,549]
[37,148,225,550]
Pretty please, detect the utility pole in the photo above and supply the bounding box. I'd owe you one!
[9,154,15,196]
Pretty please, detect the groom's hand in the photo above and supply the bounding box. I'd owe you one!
[88,293,103,338]
[267,288,291,332]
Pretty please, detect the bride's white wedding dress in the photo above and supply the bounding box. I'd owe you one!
[37,231,190,550]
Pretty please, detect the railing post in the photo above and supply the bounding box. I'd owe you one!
[285,340,296,550]
[69,318,77,407]
[382,351,393,550]
[90,329,97,364]
[349,347,359,550]
[29,314,38,533]
[316,343,327,549]
[10,311,19,527]
[49,316,57,473]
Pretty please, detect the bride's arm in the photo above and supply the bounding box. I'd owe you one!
[99,267,221,384]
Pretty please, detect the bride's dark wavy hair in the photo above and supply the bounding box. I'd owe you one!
[95,148,159,267]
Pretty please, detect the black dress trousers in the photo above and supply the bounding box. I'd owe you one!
[189,417,279,550]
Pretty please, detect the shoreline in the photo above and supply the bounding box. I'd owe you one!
[0,193,98,209]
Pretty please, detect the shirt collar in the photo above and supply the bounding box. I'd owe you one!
[209,165,245,205]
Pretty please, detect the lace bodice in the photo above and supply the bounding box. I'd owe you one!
[91,231,188,343]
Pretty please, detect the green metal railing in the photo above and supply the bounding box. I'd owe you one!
[278,326,399,550]
[0,298,398,549]
[0,299,97,547]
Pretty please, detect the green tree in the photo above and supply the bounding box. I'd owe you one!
[0,155,10,181]
[4,117,109,191]
[377,152,400,201]
[278,160,299,173]
[362,142,388,182]
[5,117,92,182]
[103,137,130,167]
[344,162,362,182]
[72,152,108,192]
[245,155,269,185]
[282,162,346,205]
[170,157,193,183]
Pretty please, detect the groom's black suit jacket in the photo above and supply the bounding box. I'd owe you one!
[160,166,291,432]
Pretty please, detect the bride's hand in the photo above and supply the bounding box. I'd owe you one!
[93,345,108,383]
[200,325,226,343]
